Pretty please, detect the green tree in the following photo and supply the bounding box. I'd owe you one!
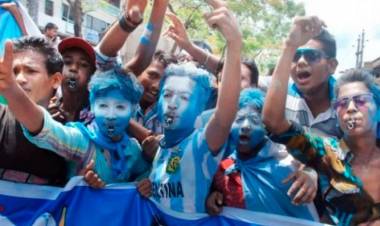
[169,0,305,73]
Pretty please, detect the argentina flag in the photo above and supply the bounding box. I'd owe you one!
[0,177,329,226]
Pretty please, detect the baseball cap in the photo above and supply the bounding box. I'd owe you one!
[58,37,96,67]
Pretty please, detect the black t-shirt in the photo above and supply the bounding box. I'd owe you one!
[0,104,67,186]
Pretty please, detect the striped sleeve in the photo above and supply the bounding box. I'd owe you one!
[22,107,90,163]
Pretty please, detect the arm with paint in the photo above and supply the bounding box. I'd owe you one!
[262,16,324,135]
[204,0,242,153]
[126,0,169,76]
[98,0,147,58]
[165,12,220,74]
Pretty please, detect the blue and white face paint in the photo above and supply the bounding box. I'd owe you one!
[336,82,378,135]
[231,106,266,149]
[158,76,200,131]
[93,89,133,141]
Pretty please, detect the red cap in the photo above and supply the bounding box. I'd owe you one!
[58,37,96,67]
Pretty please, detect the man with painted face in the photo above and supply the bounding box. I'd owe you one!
[137,0,242,213]
[0,43,149,184]
[262,16,380,224]
[48,37,96,124]
[206,88,318,221]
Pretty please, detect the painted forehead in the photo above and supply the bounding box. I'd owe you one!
[162,76,195,93]
[237,105,261,117]
[94,89,129,102]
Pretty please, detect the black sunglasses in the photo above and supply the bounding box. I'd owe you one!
[293,48,328,64]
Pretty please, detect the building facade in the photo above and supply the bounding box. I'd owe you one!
[19,0,174,62]
[20,0,120,44]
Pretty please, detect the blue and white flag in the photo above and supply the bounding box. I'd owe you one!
[0,0,42,56]
[0,177,329,226]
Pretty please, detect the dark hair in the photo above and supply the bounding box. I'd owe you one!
[13,36,63,76]
[152,50,177,69]
[216,60,259,86]
[313,28,336,59]
[44,22,58,31]
[334,69,380,107]
[242,59,259,86]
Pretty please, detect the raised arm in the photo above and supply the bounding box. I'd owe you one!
[262,16,323,135]
[204,0,242,153]
[0,41,88,162]
[165,13,220,73]
[0,41,44,133]
[126,0,169,76]
[98,0,147,58]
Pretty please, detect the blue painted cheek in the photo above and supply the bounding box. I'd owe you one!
[94,111,132,138]
[248,127,266,147]
[178,103,198,128]
[230,125,240,144]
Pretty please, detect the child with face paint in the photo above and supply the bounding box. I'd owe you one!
[0,52,150,184]
[206,88,318,221]
[137,0,242,213]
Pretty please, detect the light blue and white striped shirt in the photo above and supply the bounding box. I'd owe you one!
[149,128,224,213]
[285,76,342,138]
[23,107,149,184]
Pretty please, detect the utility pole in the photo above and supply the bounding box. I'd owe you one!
[355,30,365,69]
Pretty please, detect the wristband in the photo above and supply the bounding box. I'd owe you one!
[118,14,142,33]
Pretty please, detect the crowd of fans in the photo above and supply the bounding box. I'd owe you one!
[0,0,379,225]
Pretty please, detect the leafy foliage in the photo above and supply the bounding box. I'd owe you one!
[169,0,305,74]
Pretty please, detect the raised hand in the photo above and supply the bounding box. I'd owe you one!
[125,0,148,24]
[204,0,241,43]
[286,16,325,49]
[0,41,15,94]
[164,12,192,49]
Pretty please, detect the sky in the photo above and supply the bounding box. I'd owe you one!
[298,0,380,72]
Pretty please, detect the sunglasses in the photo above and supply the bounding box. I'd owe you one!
[333,93,374,110]
[293,48,328,63]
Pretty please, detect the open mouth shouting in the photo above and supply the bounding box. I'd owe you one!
[106,124,115,134]
[239,134,250,144]
[295,70,312,85]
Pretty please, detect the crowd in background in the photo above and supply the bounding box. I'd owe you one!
[0,0,379,225]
